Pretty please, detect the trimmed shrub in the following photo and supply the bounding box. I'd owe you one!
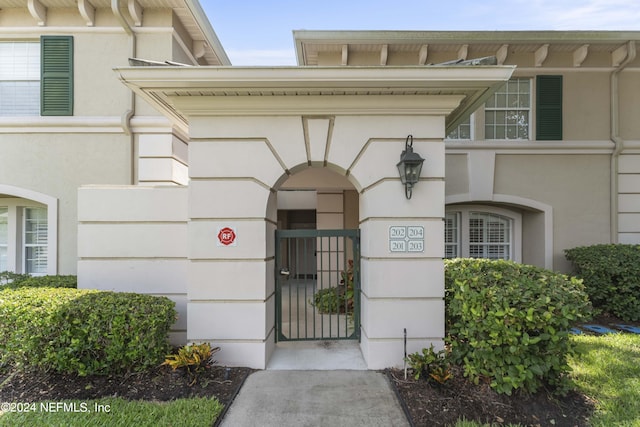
[565,244,640,321]
[0,288,176,376]
[445,258,591,395]
[0,271,30,286]
[0,274,77,290]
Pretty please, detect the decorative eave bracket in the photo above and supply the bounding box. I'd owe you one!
[573,44,589,67]
[128,0,142,27]
[380,44,388,65]
[78,0,95,26]
[341,45,348,66]
[535,44,549,67]
[418,45,428,65]
[28,0,47,26]
[496,44,508,65]
[612,43,629,67]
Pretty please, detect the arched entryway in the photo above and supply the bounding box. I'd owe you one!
[270,167,361,343]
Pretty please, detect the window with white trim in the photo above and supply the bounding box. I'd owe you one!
[468,212,510,260]
[446,115,473,140]
[0,42,40,116]
[1,36,74,117]
[0,200,48,274]
[484,78,531,140]
[445,206,521,261]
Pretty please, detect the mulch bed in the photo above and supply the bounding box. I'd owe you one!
[387,366,594,426]
[0,365,252,406]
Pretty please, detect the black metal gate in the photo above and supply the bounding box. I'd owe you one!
[275,229,360,341]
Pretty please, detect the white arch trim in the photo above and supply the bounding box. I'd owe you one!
[0,185,58,275]
[445,193,553,270]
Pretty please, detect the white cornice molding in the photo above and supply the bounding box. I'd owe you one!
[0,115,180,136]
[114,65,514,135]
[114,66,516,90]
[445,140,614,154]
[0,116,124,133]
[170,94,465,117]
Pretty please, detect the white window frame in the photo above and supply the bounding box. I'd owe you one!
[484,78,531,141]
[445,205,522,262]
[23,206,48,274]
[0,41,41,117]
[446,114,475,141]
[0,185,57,275]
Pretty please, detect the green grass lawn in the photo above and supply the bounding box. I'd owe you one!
[570,333,640,427]
[0,396,223,427]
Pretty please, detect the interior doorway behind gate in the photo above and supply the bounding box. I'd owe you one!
[275,229,360,342]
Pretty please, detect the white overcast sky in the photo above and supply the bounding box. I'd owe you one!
[201,0,640,66]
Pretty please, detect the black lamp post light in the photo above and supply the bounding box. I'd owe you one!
[396,135,425,199]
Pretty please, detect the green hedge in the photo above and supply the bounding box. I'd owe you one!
[0,288,176,376]
[565,244,640,321]
[0,273,77,290]
[445,258,591,395]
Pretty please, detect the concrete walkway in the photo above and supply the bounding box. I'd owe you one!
[219,370,410,427]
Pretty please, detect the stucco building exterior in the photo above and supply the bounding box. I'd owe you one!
[292,31,640,272]
[1,1,639,369]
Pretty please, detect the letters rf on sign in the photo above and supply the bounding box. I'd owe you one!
[217,227,237,247]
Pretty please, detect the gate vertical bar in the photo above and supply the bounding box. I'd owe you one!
[275,230,281,341]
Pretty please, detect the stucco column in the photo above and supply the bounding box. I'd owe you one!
[186,133,283,369]
[324,116,446,369]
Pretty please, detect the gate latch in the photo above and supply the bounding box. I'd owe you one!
[279,268,290,277]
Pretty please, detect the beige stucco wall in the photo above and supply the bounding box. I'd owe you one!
[0,135,131,274]
[494,154,611,271]
[0,6,204,273]
[562,72,610,141]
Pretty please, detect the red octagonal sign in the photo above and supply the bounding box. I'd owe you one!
[217,227,237,246]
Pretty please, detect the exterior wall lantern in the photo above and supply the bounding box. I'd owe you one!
[396,135,425,199]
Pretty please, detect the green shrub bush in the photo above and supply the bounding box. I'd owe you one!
[0,271,30,286]
[0,288,176,375]
[445,258,591,395]
[0,273,77,290]
[565,244,640,321]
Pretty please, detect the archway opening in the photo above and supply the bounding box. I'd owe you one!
[265,166,366,368]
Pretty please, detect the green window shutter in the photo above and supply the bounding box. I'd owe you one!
[536,75,562,140]
[41,36,73,116]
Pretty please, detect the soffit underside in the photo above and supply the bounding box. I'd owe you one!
[299,37,638,66]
